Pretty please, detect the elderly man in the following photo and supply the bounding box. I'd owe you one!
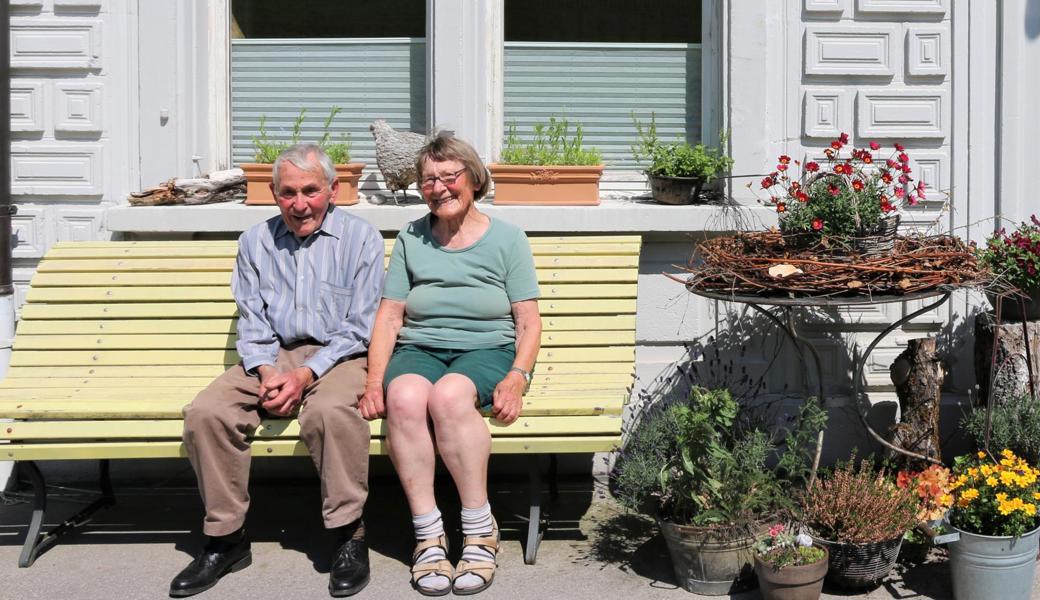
[170,144,384,598]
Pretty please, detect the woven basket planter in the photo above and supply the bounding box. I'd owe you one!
[811,535,903,589]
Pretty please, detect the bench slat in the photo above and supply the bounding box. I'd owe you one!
[31,267,636,287]
[0,386,629,403]
[20,298,635,319]
[0,372,636,389]
[15,314,636,335]
[42,241,640,260]
[0,395,625,418]
[12,329,633,351]
[1,435,622,461]
[2,361,635,380]
[1,415,622,441]
[25,283,637,303]
[9,346,633,367]
[53,235,641,249]
[36,254,639,273]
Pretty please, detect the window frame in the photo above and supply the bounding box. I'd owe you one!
[208,0,722,181]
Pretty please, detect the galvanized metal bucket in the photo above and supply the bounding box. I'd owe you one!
[658,519,761,595]
[946,525,1040,600]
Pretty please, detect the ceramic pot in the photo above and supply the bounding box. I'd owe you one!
[488,163,603,205]
[754,547,828,600]
[241,162,365,206]
[647,174,706,205]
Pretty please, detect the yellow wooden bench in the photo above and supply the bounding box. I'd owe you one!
[0,234,640,567]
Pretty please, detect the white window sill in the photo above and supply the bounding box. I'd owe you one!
[104,197,778,234]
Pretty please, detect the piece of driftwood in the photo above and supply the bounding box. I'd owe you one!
[888,337,944,468]
[129,168,245,206]
[974,314,1040,405]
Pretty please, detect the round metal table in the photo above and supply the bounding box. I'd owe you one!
[686,287,954,473]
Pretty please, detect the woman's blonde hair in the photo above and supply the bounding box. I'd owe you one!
[414,132,490,200]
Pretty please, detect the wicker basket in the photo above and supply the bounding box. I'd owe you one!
[812,535,903,589]
[781,214,900,257]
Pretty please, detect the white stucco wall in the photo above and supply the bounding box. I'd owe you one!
[9,0,1034,465]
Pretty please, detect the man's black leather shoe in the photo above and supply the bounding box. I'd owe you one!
[329,529,370,597]
[169,532,252,597]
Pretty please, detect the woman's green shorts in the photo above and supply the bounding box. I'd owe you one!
[383,344,516,410]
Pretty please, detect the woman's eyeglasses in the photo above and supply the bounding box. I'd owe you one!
[420,168,467,190]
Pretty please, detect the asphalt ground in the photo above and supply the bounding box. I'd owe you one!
[0,461,995,600]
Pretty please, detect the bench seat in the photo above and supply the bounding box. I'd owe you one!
[0,234,640,567]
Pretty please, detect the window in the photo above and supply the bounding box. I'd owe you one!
[503,0,702,177]
[229,1,427,171]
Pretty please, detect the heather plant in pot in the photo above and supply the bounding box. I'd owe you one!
[799,458,919,589]
[612,388,826,595]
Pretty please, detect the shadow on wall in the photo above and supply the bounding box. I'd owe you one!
[1027,0,1040,39]
[628,297,985,470]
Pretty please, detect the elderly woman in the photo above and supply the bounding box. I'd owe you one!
[359,134,541,596]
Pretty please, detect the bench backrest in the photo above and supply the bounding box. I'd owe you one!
[4,235,639,422]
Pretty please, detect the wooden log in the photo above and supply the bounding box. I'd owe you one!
[888,337,944,469]
[974,313,1040,406]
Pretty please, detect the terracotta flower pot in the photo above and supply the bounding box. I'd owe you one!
[488,163,603,206]
[754,547,828,600]
[241,162,365,206]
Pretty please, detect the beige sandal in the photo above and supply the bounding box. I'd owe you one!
[411,536,454,597]
[452,519,500,596]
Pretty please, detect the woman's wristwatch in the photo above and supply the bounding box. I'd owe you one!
[509,366,532,385]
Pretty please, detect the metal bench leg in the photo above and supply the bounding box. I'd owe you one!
[18,459,116,568]
[522,454,560,565]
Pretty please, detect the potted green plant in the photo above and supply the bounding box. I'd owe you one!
[612,388,826,595]
[961,393,1040,465]
[800,458,919,589]
[753,523,828,600]
[943,449,1040,600]
[977,215,1040,321]
[759,134,925,256]
[632,113,733,205]
[242,106,364,206]
[489,117,603,205]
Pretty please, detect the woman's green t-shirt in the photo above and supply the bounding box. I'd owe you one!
[382,215,540,349]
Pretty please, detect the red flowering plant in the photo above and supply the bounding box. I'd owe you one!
[977,215,1040,292]
[758,133,926,241]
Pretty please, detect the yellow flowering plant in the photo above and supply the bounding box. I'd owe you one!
[949,449,1040,537]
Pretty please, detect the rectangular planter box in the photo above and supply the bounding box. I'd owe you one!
[488,163,603,206]
[241,162,364,206]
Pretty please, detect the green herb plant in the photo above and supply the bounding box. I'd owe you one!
[252,106,353,164]
[612,387,827,534]
[501,117,601,166]
[961,393,1040,465]
[632,112,732,180]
